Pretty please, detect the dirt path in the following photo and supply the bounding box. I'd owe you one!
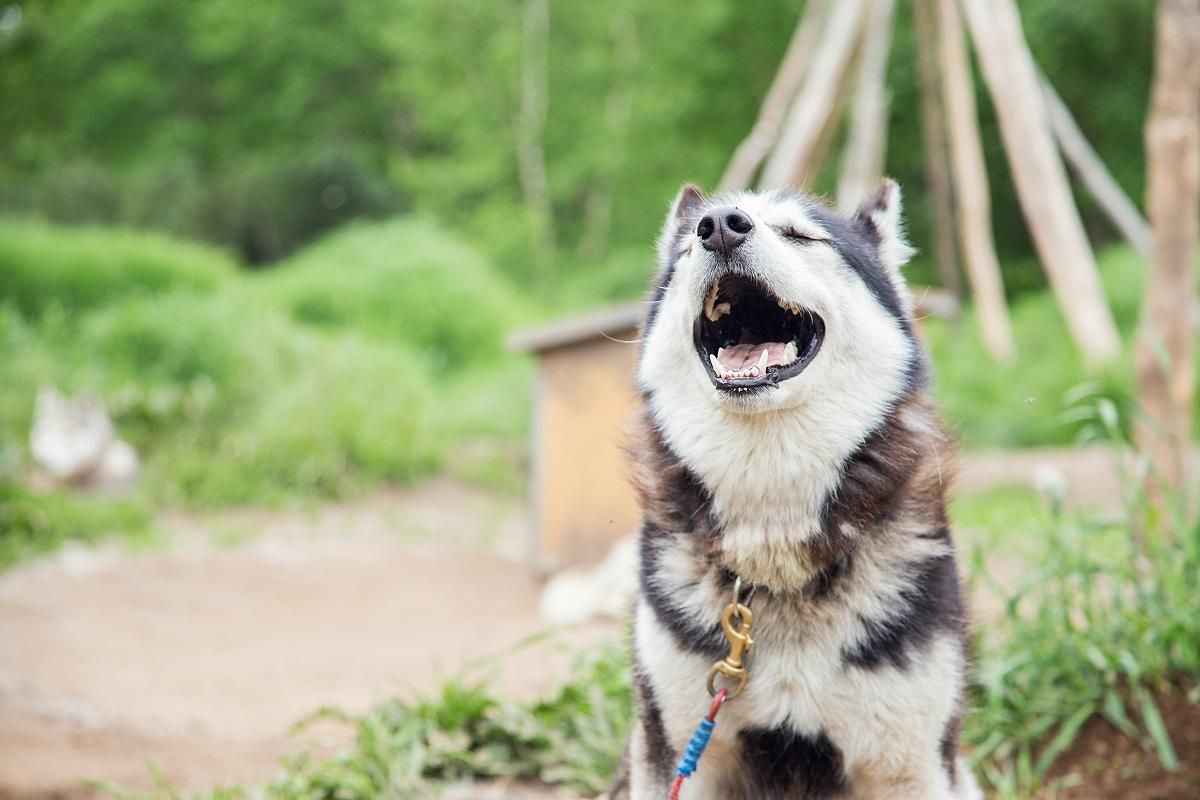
[0,480,612,798]
[0,446,1155,797]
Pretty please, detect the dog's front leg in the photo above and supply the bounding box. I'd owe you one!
[625,717,674,800]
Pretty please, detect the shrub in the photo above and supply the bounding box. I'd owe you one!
[255,218,528,372]
[1,290,444,510]
[0,218,236,318]
[149,332,442,507]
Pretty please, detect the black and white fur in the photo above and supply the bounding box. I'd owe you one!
[610,182,980,799]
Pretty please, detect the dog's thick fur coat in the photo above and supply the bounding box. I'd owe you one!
[610,183,981,799]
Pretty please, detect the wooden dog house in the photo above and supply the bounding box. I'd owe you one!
[508,302,644,569]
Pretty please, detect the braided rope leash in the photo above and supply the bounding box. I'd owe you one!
[667,578,756,800]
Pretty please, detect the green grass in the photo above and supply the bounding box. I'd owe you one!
[925,245,1152,449]
[961,404,1200,797]
[0,476,155,569]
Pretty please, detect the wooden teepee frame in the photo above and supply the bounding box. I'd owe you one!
[719,0,1149,366]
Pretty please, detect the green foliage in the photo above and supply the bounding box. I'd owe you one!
[146,331,443,506]
[0,218,523,520]
[1,0,1155,284]
[275,642,630,796]
[0,219,235,318]
[0,475,153,569]
[256,218,528,371]
[964,401,1200,797]
[0,0,402,262]
[925,245,1162,448]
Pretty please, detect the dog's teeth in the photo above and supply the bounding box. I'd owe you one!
[749,366,759,377]
[783,341,798,363]
[757,349,769,372]
[711,353,737,381]
[704,283,719,321]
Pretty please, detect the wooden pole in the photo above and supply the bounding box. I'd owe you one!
[719,0,830,192]
[837,0,900,210]
[936,0,1015,361]
[911,0,962,297]
[959,0,1120,365]
[1135,0,1200,500]
[759,0,869,189]
[1041,76,1152,260]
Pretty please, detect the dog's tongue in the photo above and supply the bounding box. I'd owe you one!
[717,341,790,370]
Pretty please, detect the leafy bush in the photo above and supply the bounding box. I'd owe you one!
[0,219,235,318]
[146,331,442,506]
[0,218,519,516]
[255,218,528,371]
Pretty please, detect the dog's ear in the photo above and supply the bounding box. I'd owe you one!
[854,178,915,277]
[657,183,706,265]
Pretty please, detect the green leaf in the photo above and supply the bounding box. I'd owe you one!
[1034,703,1094,776]
[1135,686,1178,771]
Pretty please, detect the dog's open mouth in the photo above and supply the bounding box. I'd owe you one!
[694,275,824,391]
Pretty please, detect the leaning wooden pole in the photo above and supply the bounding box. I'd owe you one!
[719,0,831,191]
[1041,76,1152,260]
[1135,0,1200,501]
[936,0,1015,361]
[759,0,869,189]
[911,0,962,297]
[837,0,900,210]
[959,0,1120,365]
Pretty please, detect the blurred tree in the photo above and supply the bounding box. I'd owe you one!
[0,0,401,262]
[0,0,1157,289]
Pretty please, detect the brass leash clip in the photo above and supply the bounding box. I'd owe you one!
[706,580,755,699]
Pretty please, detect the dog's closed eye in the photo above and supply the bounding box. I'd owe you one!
[774,225,828,244]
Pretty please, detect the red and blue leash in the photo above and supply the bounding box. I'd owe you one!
[667,687,729,800]
[667,577,755,799]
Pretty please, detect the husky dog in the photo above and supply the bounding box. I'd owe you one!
[611,181,980,800]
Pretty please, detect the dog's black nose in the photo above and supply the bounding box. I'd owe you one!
[697,206,754,256]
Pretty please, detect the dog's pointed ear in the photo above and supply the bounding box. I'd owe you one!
[854,178,915,276]
[657,183,706,265]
